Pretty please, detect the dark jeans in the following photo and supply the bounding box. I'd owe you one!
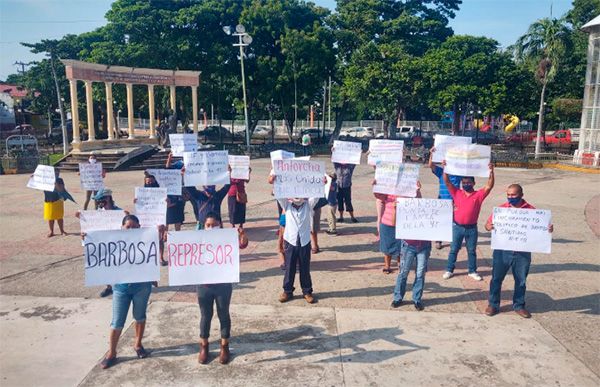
[446,223,478,273]
[337,186,353,212]
[488,250,531,310]
[197,283,233,339]
[283,241,313,295]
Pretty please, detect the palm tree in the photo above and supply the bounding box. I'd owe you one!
[513,18,570,159]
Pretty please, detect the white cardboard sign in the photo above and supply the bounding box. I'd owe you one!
[27,164,56,191]
[395,198,453,241]
[228,155,250,180]
[169,133,198,157]
[146,169,182,196]
[79,162,104,191]
[432,135,472,163]
[183,150,230,186]
[368,140,404,166]
[491,207,552,253]
[270,150,295,167]
[373,162,419,198]
[79,210,126,233]
[83,228,160,286]
[167,228,240,286]
[332,140,362,165]
[272,159,326,199]
[134,187,167,227]
[444,144,491,178]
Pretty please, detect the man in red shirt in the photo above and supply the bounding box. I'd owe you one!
[442,162,494,281]
[484,184,553,318]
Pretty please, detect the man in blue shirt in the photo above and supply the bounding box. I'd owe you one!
[428,147,462,249]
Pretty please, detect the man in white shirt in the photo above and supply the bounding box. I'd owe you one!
[277,197,320,304]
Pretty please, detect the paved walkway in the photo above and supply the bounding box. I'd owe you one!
[1,156,599,386]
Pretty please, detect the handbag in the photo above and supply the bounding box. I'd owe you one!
[236,191,248,204]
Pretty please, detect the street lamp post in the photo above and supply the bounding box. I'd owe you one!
[224,24,253,148]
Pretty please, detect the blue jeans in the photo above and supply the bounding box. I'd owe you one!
[111,282,152,329]
[393,242,431,303]
[446,223,478,273]
[488,250,531,310]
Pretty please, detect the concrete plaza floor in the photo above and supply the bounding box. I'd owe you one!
[0,156,598,386]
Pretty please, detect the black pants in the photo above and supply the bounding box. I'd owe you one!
[337,186,353,212]
[283,241,313,295]
[197,283,232,339]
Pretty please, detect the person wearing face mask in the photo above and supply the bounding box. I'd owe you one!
[82,153,106,211]
[276,196,321,304]
[483,184,553,318]
[185,183,231,229]
[442,161,494,281]
[333,162,358,223]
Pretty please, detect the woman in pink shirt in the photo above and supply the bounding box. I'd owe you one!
[373,181,422,274]
[227,172,250,230]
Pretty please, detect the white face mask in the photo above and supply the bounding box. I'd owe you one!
[291,198,305,206]
[89,158,97,164]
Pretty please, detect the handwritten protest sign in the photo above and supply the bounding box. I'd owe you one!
[270,150,295,167]
[432,135,472,163]
[272,159,326,199]
[134,187,167,227]
[26,165,56,191]
[395,198,453,241]
[79,210,126,233]
[491,207,552,253]
[332,140,362,165]
[228,155,250,180]
[444,144,491,178]
[146,169,182,196]
[79,162,104,191]
[368,140,404,166]
[83,228,160,286]
[167,228,240,286]
[183,150,229,186]
[373,162,419,197]
[169,133,198,157]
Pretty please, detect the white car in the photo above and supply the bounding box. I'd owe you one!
[252,126,272,138]
[339,127,374,139]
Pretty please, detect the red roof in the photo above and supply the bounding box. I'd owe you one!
[0,84,29,98]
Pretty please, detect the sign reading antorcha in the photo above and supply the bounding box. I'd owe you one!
[61,59,200,87]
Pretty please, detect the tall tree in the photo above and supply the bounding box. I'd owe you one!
[513,17,570,158]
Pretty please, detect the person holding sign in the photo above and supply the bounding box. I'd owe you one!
[81,153,106,210]
[374,180,422,274]
[186,184,231,229]
[484,184,553,318]
[429,147,462,249]
[196,213,248,365]
[227,172,251,230]
[277,197,321,304]
[95,214,160,369]
[333,162,358,223]
[442,162,495,281]
[42,169,68,237]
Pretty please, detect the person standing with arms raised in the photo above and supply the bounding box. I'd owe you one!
[441,162,494,281]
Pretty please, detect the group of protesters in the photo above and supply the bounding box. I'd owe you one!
[37,144,552,369]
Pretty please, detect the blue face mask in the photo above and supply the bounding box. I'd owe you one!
[462,184,474,192]
[507,197,522,206]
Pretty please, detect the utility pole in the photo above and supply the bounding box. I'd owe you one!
[13,61,32,74]
[328,75,332,130]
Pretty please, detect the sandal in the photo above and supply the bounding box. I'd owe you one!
[100,356,117,369]
[135,346,149,359]
[382,268,392,274]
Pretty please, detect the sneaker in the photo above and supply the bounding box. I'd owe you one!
[391,300,402,308]
[99,286,113,298]
[414,302,424,311]
[337,217,344,223]
[279,292,292,303]
[304,294,315,304]
[468,272,483,281]
[442,271,453,280]
[350,217,359,223]
[326,230,337,235]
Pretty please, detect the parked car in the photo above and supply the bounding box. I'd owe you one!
[300,128,331,144]
[339,126,374,139]
[1,124,36,139]
[536,129,579,145]
[463,130,500,145]
[395,126,418,139]
[504,131,536,144]
[46,120,76,144]
[198,125,242,142]
[252,125,273,138]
